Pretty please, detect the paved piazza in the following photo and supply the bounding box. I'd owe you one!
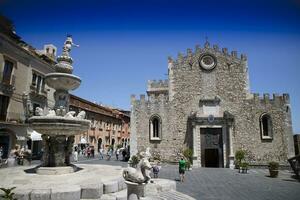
[1,156,299,200]
[77,156,300,200]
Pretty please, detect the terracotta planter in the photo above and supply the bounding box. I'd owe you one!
[269,169,279,177]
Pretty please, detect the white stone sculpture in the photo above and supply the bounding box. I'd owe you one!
[35,107,44,116]
[46,109,56,117]
[123,152,152,184]
[64,111,76,118]
[76,111,86,119]
[63,35,79,53]
[145,147,151,159]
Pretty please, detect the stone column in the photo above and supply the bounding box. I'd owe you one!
[228,125,235,169]
[48,135,67,167]
[41,135,49,167]
[65,136,74,165]
[192,124,198,167]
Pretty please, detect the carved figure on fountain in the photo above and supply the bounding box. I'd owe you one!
[123,152,152,184]
[35,107,44,116]
[65,111,76,118]
[76,110,86,119]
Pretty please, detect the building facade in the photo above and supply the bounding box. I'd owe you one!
[69,94,130,153]
[130,41,295,167]
[0,16,56,158]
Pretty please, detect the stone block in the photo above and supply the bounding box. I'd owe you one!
[31,189,51,200]
[51,185,81,200]
[81,183,103,199]
[14,188,31,200]
[117,178,127,191]
[115,189,127,200]
[103,181,118,194]
[100,194,116,200]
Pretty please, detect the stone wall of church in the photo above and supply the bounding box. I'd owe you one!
[131,42,295,165]
[166,44,250,160]
[130,94,174,160]
[234,94,295,165]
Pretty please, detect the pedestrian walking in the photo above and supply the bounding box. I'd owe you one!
[73,146,78,162]
[87,147,91,158]
[107,148,112,161]
[179,157,186,182]
[99,147,104,160]
[91,147,95,158]
[116,148,120,160]
[152,162,161,178]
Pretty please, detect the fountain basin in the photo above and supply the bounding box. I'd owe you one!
[45,73,81,91]
[29,116,90,136]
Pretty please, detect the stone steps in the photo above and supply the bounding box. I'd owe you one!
[81,189,127,200]
[159,190,196,200]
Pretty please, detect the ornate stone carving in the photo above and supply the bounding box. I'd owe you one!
[123,152,152,184]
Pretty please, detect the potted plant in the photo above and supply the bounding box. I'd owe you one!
[268,161,279,178]
[235,150,245,169]
[239,162,249,173]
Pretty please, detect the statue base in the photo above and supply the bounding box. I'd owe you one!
[125,181,146,200]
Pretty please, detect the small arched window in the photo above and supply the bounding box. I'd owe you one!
[260,113,273,140]
[149,115,162,140]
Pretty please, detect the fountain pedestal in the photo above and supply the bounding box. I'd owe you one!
[125,181,146,200]
[28,35,90,174]
[41,135,74,167]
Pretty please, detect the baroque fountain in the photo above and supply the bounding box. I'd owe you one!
[29,35,90,174]
[0,36,195,200]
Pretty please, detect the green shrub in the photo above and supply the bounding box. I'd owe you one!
[240,162,248,169]
[185,160,191,170]
[116,144,123,149]
[268,161,279,170]
[183,148,193,164]
[235,150,246,165]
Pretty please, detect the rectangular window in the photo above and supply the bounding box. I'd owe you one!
[0,95,10,121]
[32,73,37,85]
[36,76,42,93]
[2,60,13,85]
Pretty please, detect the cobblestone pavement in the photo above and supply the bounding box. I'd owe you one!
[76,156,300,200]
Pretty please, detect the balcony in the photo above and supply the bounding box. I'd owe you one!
[0,75,15,96]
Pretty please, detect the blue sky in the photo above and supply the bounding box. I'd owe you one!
[1,0,300,133]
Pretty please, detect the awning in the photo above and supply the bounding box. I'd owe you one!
[27,128,42,141]
[30,130,42,141]
[80,137,87,144]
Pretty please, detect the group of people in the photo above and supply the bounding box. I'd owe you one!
[73,145,130,162]
[150,157,186,182]
[0,145,32,167]
[98,147,130,161]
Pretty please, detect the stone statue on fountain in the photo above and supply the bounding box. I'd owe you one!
[28,36,90,172]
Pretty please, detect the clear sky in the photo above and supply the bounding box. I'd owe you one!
[1,0,300,133]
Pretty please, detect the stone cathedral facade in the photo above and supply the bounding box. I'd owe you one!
[130,41,295,168]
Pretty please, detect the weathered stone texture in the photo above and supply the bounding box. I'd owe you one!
[130,43,295,166]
